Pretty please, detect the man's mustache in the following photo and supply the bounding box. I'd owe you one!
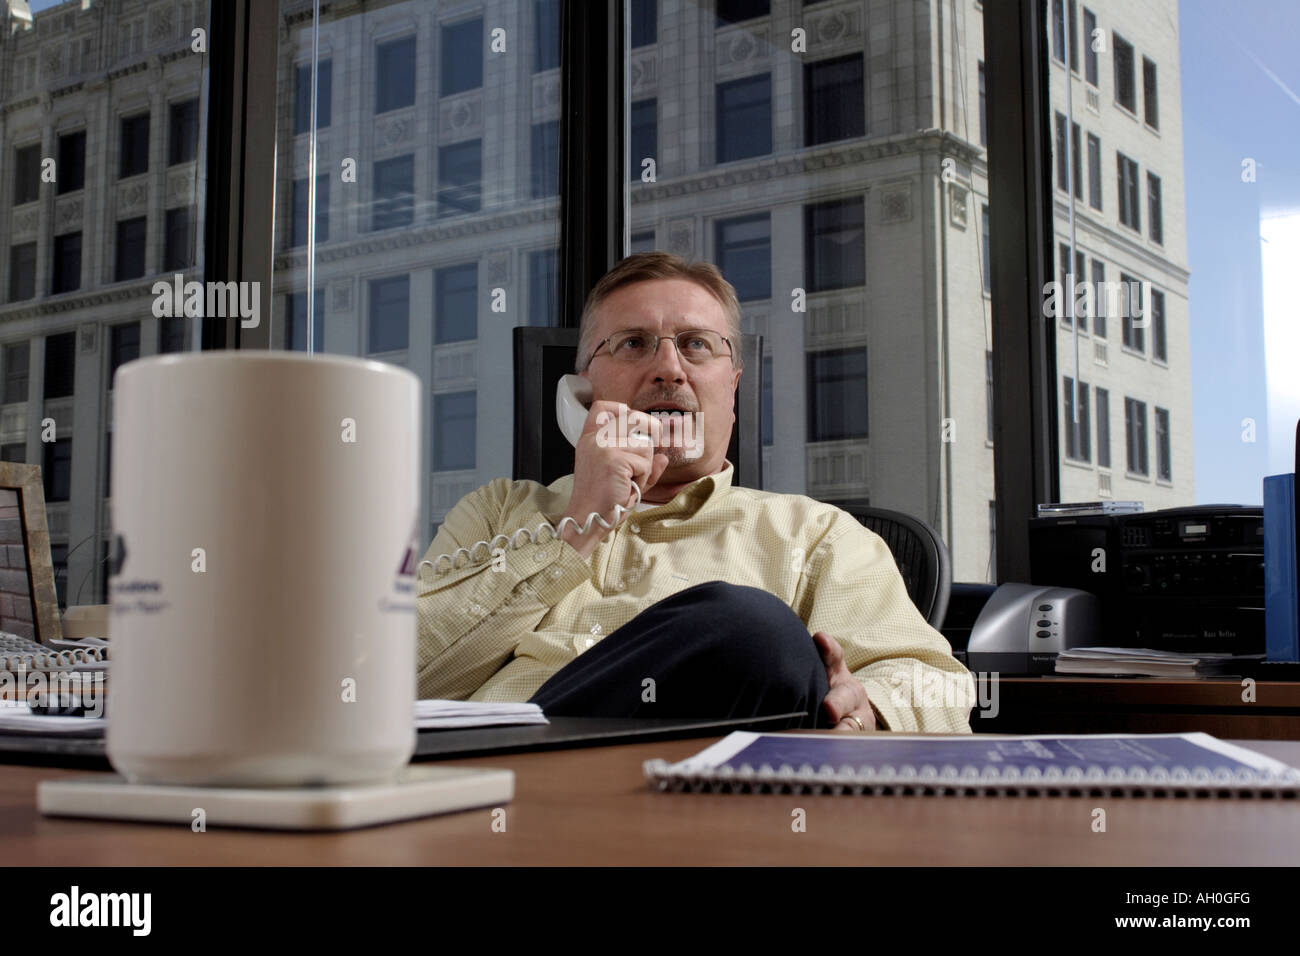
[632,389,700,412]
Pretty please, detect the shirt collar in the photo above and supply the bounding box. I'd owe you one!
[547,460,733,520]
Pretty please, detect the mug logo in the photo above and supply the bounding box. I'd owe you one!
[395,518,418,578]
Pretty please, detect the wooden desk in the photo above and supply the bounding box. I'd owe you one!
[977,678,1300,739]
[5,733,1300,865]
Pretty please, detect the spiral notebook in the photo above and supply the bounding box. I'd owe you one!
[643,732,1300,798]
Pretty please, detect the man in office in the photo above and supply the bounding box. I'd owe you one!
[416,252,972,733]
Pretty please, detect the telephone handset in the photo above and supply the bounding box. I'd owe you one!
[417,376,642,577]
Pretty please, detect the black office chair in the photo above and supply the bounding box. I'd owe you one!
[512,328,951,628]
[512,326,763,487]
[835,503,953,630]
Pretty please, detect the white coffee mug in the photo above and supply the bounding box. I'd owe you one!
[107,352,421,787]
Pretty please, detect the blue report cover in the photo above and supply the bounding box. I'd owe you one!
[1264,473,1298,662]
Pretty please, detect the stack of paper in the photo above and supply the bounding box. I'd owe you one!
[414,699,548,729]
[1055,647,1263,678]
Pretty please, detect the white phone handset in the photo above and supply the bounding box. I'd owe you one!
[556,374,593,447]
[418,374,641,577]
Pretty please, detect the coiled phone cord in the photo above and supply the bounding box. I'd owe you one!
[418,480,643,576]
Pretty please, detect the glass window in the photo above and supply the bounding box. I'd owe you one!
[292,176,330,247]
[715,214,771,302]
[294,60,332,134]
[1147,172,1162,244]
[441,19,483,96]
[1090,258,1106,338]
[1083,7,1098,85]
[3,344,29,405]
[168,98,200,166]
[57,131,86,194]
[982,205,991,293]
[287,291,325,352]
[804,54,864,146]
[115,218,147,282]
[1054,112,1068,191]
[1096,386,1110,469]
[119,113,150,178]
[434,392,476,471]
[1063,376,1091,462]
[1151,288,1166,362]
[1,444,25,463]
[43,438,72,503]
[1142,57,1159,129]
[1125,396,1148,476]
[531,121,560,199]
[807,348,868,442]
[1117,152,1140,231]
[109,323,141,389]
[1114,33,1136,112]
[1051,0,1066,63]
[12,144,40,205]
[629,231,655,254]
[1155,407,1171,481]
[630,0,657,48]
[528,248,560,327]
[368,275,410,354]
[52,233,82,295]
[716,0,769,27]
[716,74,771,163]
[1087,132,1101,210]
[437,141,482,217]
[761,354,773,446]
[630,99,657,181]
[978,61,986,147]
[372,155,414,231]
[534,0,561,72]
[376,35,417,113]
[159,317,187,354]
[164,208,195,272]
[1120,273,1144,352]
[8,243,36,303]
[804,197,865,292]
[435,263,478,343]
[44,332,76,399]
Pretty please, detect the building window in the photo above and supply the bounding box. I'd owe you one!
[434,263,478,344]
[1,443,24,463]
[294,60,332,134]
[1152,288,1166,362]
[761,354,773,446]
[1142,57,1159,129]
[807,348,868,442]
[159,316,186,353]
[441,19,483,95]
[630,98,657,181]
[805,197,865,292]
[629,231,655,254]
[114,218,147,282]
[1071,122,1083,199]
[1063,376,1091,462]
[978,61,987,146]
[44,332,76,399]
[1125,397,1148,476]
[292,175,330,246]
[375,35,416,113]
[437,141,482,217]
[716,0,769,26]
[109,322,140,389]
[1051,0,1066,64]
[52,233,82,295]
[3,343,29,404]
[982,205,991,293]
[985,350,994,442]
[1091,258,1106,338]
[368,275,410,353]
[372,155,414,231]
[531,121,560,199]
[1114,33,1136,113]
[434,392,477,471]
[534,0,561,72]
[8,243,36,302]
[1121,273,1144,352]
[715,214,771,302]
[13,144,40,205]
[716,74,771,163]
[1087,132,1101,210]
[1096,387,1110,468]
[1155,407,1171,481]
[1058,244,1087,330]
[1117,152,1140,232]
[119,113,150,178]
[1147,172,1163,244]
[168,98,199,166]
[164,208,194,272]
[630,0,657,47]
[43,438,72,503]
[804,54,864,146]
[57,131,86,194]
[287,290,325,352]
[1055,112,1068,191]
[1083,7,1098,86]
[528,248,559,327]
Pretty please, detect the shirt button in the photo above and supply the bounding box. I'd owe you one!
[469,603,483,615]
[534,552,545,563]
[615,580,626,591]
[550,567,562,579]
[585,637,595,648]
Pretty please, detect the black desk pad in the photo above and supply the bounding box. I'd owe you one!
[0,711,807,772]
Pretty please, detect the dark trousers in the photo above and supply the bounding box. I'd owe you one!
[527,581,831,730]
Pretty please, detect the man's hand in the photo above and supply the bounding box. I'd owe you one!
[812,631,879,731]
[561,400,669,559]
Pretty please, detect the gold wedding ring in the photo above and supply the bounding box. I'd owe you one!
[843,713,866,732]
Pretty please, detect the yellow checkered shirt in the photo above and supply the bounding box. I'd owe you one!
[416,463,973,733]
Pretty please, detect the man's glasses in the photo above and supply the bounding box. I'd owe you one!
[587,329,734,368]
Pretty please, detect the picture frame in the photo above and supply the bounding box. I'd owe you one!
[0,461,62,646]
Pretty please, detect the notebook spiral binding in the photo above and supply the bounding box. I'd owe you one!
[418,480,644,576]
[641,759,1300,798]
